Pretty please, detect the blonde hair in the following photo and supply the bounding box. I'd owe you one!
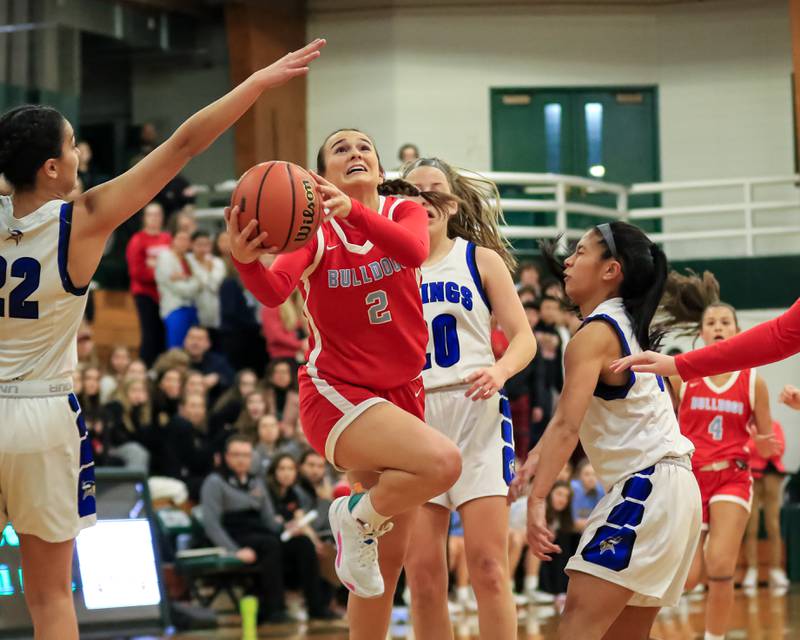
[401,158,516,272]
[661,270,738,336]
[279,289,305,332]
[116,378,152,433]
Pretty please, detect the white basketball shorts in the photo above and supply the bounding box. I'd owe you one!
[0,391,97,542]
[425,386,515,510]
[566,456,702,608]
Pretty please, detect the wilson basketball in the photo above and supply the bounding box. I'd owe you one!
[230,161,322,253]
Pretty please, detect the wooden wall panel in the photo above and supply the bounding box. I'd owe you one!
[225,2,307,176]
[791,0,800,169]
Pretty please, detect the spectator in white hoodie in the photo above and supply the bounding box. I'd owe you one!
[155,229,199,348]
[187,230,226,348]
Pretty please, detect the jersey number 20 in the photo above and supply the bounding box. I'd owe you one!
[424,314,460,369]
[708,415,724,441]
[0,257,40,319]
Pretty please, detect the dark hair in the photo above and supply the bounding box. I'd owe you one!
[191,230,210,241]
[299,448,324,466]
[522,300,540,311]
[266,452,298,495]
[539,294,561,306]
[546,480,574,534]
[517,261,540,277]
[541,221,669,351]
[315,128,458,216]
[541,277,562,293]
[517,285,538,300]
[0,105,67,190]
[186,325,208,336]
[225,433,254,452]
[397,143,419,161]
[660,269,738,335]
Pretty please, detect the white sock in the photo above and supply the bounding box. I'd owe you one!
[704,632,725,640]
[525,575,539,592]
[456,586,470,602]
[349,492,390,529]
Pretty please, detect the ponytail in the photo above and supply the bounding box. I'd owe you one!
[660,269,737,336]
[378,178,460,218]
[622,242,668,352]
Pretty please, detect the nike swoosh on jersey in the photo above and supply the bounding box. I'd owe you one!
[326,244,340,250]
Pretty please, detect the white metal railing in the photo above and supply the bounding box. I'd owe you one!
[194,172,800,258]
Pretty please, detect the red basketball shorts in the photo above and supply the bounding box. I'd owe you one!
[694,461,752,528]
[298,368,425,469]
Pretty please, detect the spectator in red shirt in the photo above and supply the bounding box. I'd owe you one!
[260,288,307,366]
[126,202,171,366]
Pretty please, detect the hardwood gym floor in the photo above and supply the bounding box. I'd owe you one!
[169,588,796,639]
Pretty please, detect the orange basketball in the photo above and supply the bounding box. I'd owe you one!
[230,161,322,253]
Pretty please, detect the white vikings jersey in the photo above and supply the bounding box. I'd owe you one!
[579,298,694,489]
[0,197,88,382]
[420,238,494,390]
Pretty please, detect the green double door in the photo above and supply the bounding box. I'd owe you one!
[490,87,660,253]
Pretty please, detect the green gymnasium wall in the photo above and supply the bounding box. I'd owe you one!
[669,255,800,310]
[0,84,79,129]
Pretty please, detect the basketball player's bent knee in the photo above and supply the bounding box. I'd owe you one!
[420,439,461,494]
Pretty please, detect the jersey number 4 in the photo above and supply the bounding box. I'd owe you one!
[708,415,724,441]
[0,257,40,319]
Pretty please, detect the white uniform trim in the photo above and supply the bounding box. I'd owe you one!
[324,397,387,470]
[708,492,752,513]
[329,196,403,255]
[702,370,741,395]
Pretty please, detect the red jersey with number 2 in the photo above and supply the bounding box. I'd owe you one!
[233,195,429,390]
[300,196,428,388]
[677,369,755,469]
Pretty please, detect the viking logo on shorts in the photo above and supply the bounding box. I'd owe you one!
[5,229,23,245]
[599,535,624,554]
[82,481,96,500]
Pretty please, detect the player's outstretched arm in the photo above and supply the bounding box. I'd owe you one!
[613,299,800,380]
[67,39,325,286]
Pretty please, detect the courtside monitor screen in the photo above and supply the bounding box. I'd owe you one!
[0,469,169,638]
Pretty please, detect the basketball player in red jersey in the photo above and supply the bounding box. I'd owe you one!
[659,273,779,640]
[226,129,461,640]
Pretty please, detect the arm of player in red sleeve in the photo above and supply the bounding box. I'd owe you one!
[232,238,316,308]
[675,298,800,380]
[345,198,429,267]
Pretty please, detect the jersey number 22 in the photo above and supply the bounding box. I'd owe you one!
[0,257,40,319]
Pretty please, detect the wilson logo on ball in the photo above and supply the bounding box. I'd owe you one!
[231,161,322,254]
[295,180,317,243]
